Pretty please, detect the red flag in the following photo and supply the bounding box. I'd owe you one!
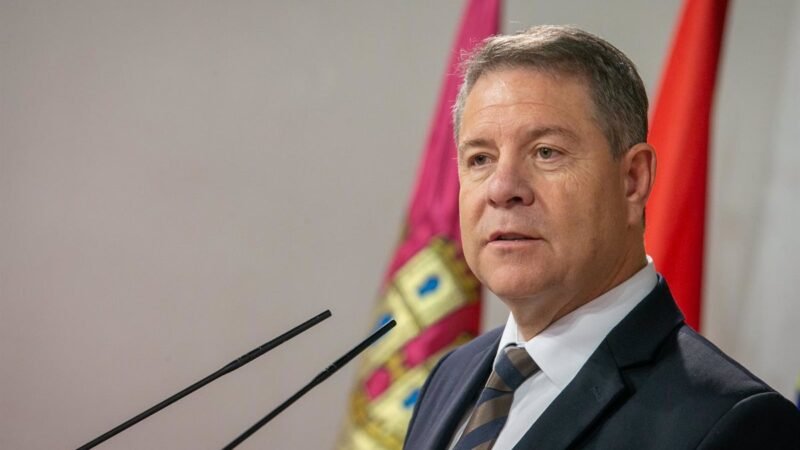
[337,1,500,448]
[646,0,729,330]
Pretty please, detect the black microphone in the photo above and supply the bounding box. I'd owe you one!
[77,309,332,450]
[221,318,397,449]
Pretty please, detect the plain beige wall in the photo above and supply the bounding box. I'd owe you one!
[2,1,797,449]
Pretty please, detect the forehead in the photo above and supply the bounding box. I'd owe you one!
[458,68,600,144]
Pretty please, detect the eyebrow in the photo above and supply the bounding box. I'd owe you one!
[458,137,493,154]
[524,125,580,143]
[458,125,580,153]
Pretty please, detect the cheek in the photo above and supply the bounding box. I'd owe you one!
[458,190,480,247]
[458,185,491,278]
[459,185,483,225]
[538,171,585,225]
[562,172,627,246]
[541,170,613,241]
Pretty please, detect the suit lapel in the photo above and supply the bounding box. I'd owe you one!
[514,342,627,450]
[426,333,499,450]
[514,276,685,450]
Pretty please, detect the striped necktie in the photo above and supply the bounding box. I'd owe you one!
[453,345,540,450]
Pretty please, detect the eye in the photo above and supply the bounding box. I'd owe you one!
[468,154,491,167]
[537,147,557,159]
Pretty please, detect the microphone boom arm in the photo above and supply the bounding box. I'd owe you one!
[221,318,397,449]
[77,309,332,450]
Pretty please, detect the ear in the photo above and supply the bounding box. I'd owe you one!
[621,143,656,227]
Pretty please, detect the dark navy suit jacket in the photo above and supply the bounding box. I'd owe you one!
[404,277,800,449]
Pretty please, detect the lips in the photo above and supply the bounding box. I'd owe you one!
[488,231,539,242]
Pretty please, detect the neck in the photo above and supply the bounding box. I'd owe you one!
[509,247,647,341]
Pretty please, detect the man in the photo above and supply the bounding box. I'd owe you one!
[403,26,800,450]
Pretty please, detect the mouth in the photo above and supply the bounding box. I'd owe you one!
[487,231,540,243]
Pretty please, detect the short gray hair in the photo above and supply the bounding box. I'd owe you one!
[453,25,648,159]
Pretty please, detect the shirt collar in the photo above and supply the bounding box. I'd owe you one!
[497,256,657,389]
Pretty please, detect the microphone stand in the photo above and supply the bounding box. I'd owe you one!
[77,309,332,449]
[221,319,397,449]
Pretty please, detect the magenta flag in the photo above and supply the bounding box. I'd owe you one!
[337,1,501,448]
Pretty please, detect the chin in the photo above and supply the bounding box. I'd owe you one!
[482,269,550,302]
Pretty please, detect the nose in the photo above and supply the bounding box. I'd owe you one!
[487,158,534,208]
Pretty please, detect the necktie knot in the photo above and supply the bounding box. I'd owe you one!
[486,346,540,392]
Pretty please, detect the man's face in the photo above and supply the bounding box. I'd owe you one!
[457,68,633,313]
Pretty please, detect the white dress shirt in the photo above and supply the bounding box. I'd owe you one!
[448,258,657,449]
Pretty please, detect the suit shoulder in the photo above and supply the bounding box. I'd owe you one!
[587,323,798,448]
[697,391,800,448]
[672,325,774,397]
[640,323,798,426]
[413,327,502,408]
[438,327,503,369]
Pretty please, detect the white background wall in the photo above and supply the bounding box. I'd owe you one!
[2,1,797,449]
